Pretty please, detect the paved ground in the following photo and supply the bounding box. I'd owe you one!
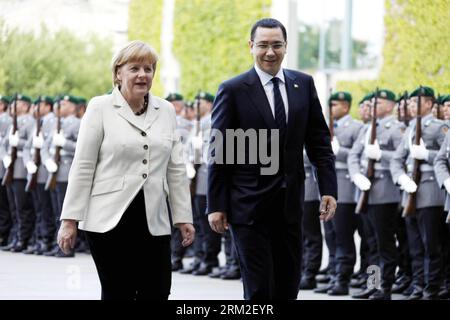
[0,250,406,300]
[0,250,339,300]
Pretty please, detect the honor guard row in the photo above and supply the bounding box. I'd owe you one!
[0,94,87,257]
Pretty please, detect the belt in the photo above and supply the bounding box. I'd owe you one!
[335,161,348,169]
[407,163,434,173]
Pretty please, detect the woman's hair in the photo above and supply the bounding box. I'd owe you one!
[111,40,159,87]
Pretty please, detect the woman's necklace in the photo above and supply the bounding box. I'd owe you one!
[134,94,149,116]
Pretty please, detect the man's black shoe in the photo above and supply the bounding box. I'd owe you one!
[327,283,349,296]
[351,287,377,299]
[369,289,391,300]
[299,277,317,290]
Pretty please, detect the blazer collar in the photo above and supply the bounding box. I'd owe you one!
[112,87,159,132]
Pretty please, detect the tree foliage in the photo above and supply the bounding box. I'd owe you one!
[337,0,450,118]
[172,0,271,99]
[0,20,113,99]
[128,0,164,96]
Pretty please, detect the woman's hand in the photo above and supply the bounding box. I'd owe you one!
[175,223,195,247]
[57,219,78,254]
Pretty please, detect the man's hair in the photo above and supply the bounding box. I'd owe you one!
[250,18,287,42]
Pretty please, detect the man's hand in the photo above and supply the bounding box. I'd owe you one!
[319,196,337,222]
[26,161,38,174]
[175,223,195,247]
[32,133,44,149]
[398,174,417,193]
[57,219,77,255]
[208,211,229,234]
[352,173,371,191]
[52,132,66,147]
[410,139,429,161]
[331,137,340,155]
[44,159,58,173]
[9,132,19,147]
[365,140,382,161]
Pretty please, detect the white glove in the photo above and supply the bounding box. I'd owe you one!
[9,132,19,147]
[44,159,58,173]
[352,173,371,191]
[52,132,66,147]
[32,133,44,149]
[191,135,203,150]
[410,139,429,161]
[331,138,340,155]
[2,155,12,169]
[444,178,450,195]
[185,163,196,179]
[364,140,382,161]
[398,174,417,193]
[26,161,38,174]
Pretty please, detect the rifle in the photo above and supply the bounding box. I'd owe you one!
[189,91,202,197]
[355,88,379,214]
[2,94,18,186]
[328,88,334,139]
[403,86,423,217]
[45,98,61,191]
[402,91,409,126]
[25,98,42,192]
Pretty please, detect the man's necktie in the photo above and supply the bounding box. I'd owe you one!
[271,77,287,140]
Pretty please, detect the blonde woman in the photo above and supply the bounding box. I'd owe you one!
[57,41,194,300]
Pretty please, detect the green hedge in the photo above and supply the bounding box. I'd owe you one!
[128,0,164,96]
[172,0,271,100]
[336,0,450,119]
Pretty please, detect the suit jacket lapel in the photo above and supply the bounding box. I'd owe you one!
[244,68,277,130]
[113,87,147,132]
[144,95,160,131]
[284,70,301,146]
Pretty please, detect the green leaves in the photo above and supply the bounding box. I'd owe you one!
[0,21,113,99]
[337,0,449,119]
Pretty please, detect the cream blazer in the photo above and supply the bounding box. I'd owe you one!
[60,87,193,235]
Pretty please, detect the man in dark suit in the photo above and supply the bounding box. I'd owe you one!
[207,18,337,300]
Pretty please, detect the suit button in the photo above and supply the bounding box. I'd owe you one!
[143,159,148,164]
[143,145,148,150]
[142,174,147,179]
[141,132,146,137]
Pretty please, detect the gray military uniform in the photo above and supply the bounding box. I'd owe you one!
[334,114,363,203]
[434,132,450,212]
[22,112,56,183]
[348,115,405,204]
[41,115,80,182]
[0,112,12,178]
[2,114,35,179]
[390,114,447,209]
[192,115,210,196]
[304,151,320,202]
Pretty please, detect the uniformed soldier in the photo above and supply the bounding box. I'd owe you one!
[41,94,81,257]
[321,92,362,295]
[1,94,36,252]
[0,95,13,247]
[185,91,222,276]
[299,152,323,290]
[76,96,87,119]
[165,93,193,271]
[348,89,406,300]
[390,86,447,300]
[349,94,376,290]
[390,94,413,295]
[433,96,450,299]
[21,95,57,255]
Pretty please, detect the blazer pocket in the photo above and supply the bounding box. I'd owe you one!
[91,176,125,196]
